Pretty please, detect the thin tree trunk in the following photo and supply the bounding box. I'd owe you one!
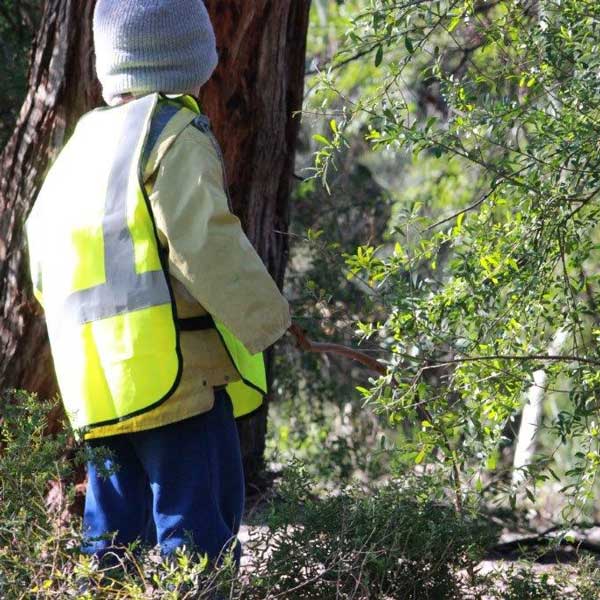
[0,0,311,483]
[512,329,569,485]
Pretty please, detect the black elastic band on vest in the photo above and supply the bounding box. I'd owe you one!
[178,315,216,331]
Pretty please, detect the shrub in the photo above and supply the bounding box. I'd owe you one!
[0,392,236,599]
[245,465,496,599]
[6,391,600,600]
[1,392,495,599]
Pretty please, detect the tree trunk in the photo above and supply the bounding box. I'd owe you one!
[512,329,569,485]
[201,1,311,486]
[0,0,311,484]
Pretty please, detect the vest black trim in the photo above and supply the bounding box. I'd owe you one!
[178,315,216,331]
[212,325,268,398]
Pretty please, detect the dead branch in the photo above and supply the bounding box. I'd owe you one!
[288,323,387,377]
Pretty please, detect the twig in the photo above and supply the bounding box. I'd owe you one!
[305,45,379,77]
[422,353,600,368]
[424,189,493,232]
[288,324,387,377]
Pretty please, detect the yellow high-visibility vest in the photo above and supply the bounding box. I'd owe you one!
[26,93,266,436]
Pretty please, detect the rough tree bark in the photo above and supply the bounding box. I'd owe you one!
[0,0,311,484]
[201,1,311,486]
[0,0,101,417]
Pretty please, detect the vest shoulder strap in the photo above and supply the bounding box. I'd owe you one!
[142,100,201,181]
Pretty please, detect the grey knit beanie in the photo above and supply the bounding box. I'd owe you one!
[93,0,218,106]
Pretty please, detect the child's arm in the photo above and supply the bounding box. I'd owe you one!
[148,124,291,355]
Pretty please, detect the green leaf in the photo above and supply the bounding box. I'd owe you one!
[448,16,461,32]
[485,455,497,470]
[415,448,428,464]
[547,468,561,482]
[375,45,384,67]
[312,134,330,145]
[525,487,536,503]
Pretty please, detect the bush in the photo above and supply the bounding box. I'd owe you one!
[0,391,76,595]
[478,558,600,600]
[0,392,241,599]
[245,465,496,599]
[5,391,599,600]
[1,392,496,599]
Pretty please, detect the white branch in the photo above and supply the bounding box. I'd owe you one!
[512,329,569,485]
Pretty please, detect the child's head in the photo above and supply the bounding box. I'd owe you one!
[93,0,218,106]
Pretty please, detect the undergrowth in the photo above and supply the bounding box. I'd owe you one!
[2,392,600,599]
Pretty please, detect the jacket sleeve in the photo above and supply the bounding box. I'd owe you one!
[148,125,291,355]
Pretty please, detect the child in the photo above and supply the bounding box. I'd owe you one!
[26,0,291,562]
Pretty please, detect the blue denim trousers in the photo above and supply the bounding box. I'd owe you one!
[82,389,245,562]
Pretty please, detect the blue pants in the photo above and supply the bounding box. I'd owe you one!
[82,389,245,561]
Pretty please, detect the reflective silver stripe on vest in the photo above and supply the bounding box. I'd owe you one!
[64,94,171,325]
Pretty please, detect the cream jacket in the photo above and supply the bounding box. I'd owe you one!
[85,107,290,439]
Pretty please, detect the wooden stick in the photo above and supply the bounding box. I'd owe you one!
[288,323,387,377]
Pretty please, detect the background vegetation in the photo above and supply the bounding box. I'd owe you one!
[4,0,600,597]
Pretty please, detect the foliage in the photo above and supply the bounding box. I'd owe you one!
[0,394,499,599]
[272,0,396,490]
[3,397,600,600]
[477,557,600,600]
[4,0,600,596]
[0,391,75,594]
[247,463,495,599]
[0,393,239,599]
[305,0,600,516]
